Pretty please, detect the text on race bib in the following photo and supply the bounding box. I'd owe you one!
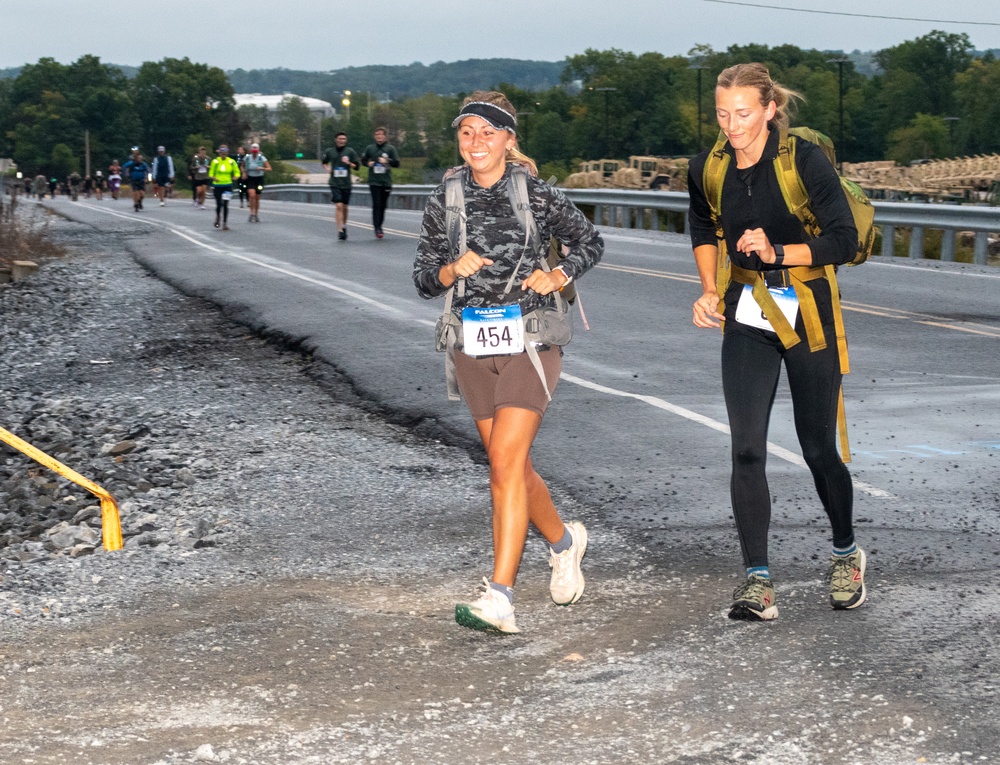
[461,305,525,356]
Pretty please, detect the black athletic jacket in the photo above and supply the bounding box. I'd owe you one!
[688,125,857,328]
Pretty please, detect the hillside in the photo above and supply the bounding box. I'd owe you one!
[226,59,566,100]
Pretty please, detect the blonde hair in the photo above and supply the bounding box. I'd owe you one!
[460,90,537,176]
[716,63,803,130]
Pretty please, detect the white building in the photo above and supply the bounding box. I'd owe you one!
[234,93,336,119]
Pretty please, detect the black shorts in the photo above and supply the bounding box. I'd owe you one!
[246,176,265,193]
[330,186,352,205]
[192,178,209,187]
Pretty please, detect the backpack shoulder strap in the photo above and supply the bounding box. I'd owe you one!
[702,133,732,313]
[702,133,730,241]
[443,167,467,261]
[506,164,541,253]
[773,128,820,238]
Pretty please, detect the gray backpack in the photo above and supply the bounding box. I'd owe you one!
[435,164,578,402]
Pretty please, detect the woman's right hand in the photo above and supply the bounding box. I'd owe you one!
[442,250,495,285]
[693,291,724,328]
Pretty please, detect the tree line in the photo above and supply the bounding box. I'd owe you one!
[3,32,999,182]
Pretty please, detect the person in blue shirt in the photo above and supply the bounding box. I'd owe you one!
[122,149,151,211]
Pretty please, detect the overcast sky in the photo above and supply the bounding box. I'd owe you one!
[1,0,996,71]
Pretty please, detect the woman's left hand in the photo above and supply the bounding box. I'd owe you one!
[522,268,567,295]
[736,228,778,264]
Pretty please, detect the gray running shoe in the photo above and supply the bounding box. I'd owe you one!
[829,548,867,609]
[549,521,588,605]
[729,574,778,621]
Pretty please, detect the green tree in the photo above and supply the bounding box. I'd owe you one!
[874,31,974,133]
[276,96,314,134]
[955,57,1000,154]
[274,123,299,159]
[50,143,78,177]
[238,104,272,133]
[130,57,234,153]
[886,113,950,164]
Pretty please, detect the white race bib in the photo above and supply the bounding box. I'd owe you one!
[333,167,348,178]
[735,284,800,332]
[461,305,524,356]
[373,164,387,174]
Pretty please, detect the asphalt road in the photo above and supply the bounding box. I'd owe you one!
[29,192,1000,763]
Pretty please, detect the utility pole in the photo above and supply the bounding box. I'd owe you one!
[84,130,91,177]
[827,57,848,168]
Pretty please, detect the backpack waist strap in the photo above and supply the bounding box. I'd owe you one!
[729,263,851,462]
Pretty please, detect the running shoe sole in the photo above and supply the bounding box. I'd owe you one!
[454,604,520,635]
[728,602,779,621]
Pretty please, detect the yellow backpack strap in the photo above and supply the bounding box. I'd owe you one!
[702,135,732,317]
[837,387,851,463]
[772,129,821,238]
[729,265,801,350]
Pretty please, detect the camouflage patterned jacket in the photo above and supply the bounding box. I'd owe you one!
[413,164,603,316]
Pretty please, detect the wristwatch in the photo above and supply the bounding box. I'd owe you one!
[773,244,785,267]
[555,266,573,285]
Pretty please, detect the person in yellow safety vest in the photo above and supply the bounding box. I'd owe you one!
[208,144,241,231]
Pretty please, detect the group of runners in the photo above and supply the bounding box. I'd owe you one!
[414,64,869,636]
[26,127,402,240]
[322,127,401,240]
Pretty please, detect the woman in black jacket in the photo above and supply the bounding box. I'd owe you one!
[688,63,867,621]
[413,91,603,635]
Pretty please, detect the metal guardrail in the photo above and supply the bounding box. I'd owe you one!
[261,183,1000,266]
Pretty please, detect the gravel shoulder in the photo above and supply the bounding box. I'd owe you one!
[1,211,997,765]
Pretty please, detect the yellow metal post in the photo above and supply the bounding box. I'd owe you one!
[0,426,123,551]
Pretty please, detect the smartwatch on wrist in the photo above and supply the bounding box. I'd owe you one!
[773,243,785,267]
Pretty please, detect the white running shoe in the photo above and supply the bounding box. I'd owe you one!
[549,520,588,605]
[455,578,520,634]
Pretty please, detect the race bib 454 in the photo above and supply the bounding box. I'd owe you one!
[461,305,524,356]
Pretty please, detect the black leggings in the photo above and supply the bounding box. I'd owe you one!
[213,185,232,223]
[721,323,854,569]
[370,185,391,230]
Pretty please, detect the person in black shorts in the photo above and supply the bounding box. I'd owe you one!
[413,91,604,635]
[322,132,360,240]
[243,143,271,222]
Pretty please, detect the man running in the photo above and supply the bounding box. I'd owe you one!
[360,126,400,238]
[122,150,150,211]
[151,146,175,206]
[322,132,360,240]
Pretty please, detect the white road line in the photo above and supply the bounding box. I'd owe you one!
[76,200,895,499]
[868,259,1000,279]
[560,372,895,500]
[76,202,410,313]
